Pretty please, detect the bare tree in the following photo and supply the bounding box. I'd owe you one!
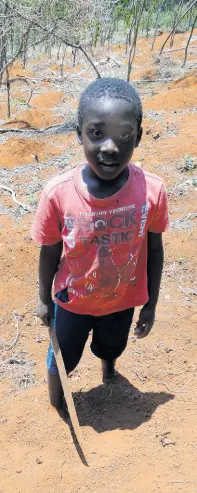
[0,0,101,84]
[183,8,197,65]
[127,0,146,82]
[151,0,167,50]
[159,0,197,55]
[169,0,184,48]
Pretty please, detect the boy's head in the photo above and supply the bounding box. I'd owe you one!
[77,77,143,181]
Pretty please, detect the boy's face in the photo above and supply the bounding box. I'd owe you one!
[78,97,142,181]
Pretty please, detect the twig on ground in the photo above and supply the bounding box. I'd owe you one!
[107,55,121,67]
[163,261,176,273]
[6,329,19,351]
[24,298,37,307]
[179,285,197,296]
[5,312,20,351]
[131,367,145,382]
[0,185,31,211]
[157,381,187,394]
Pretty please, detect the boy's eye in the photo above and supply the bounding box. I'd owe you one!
[90,129,102,138]
[120,132,132,140]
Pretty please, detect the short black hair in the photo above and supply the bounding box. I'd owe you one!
[78,77,143,130]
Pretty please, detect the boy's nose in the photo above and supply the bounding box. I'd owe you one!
[100,138,118,154]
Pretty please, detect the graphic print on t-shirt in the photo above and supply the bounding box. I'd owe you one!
[62,203,148,299]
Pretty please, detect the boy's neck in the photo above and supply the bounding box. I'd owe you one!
[82,165,130,199]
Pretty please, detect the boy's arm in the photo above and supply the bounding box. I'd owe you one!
[36,241,63,326]
[135,232,164,339]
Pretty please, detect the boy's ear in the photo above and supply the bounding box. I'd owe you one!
[135,126,143,148]
[76,125,82,144]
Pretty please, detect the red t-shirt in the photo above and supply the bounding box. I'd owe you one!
[31,163,170,315]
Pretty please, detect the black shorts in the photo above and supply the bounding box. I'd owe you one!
[47,301,134,375]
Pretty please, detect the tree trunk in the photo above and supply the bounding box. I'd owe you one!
[60,47,66,78]
[170,0,184,47]
[127,0,146,82]
[72,47,77,68]
[6,67,11,117]
[145,0,151,38]
[57,41,62,60]
[183,11,197,65]
[0,1,8,87]
[188,6,193,27]
[127,34,137,82]
[23,32,29,69]
[151,0,166,51]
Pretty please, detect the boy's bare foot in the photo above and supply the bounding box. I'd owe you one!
[101,359,117,381]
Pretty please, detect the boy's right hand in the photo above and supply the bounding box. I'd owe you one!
[36,299,55,327]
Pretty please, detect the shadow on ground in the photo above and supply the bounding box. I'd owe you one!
[72,373,174,433]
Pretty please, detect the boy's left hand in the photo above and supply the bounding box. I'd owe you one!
[134,304,156,339]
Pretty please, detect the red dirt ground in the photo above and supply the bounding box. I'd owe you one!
[0,31,197,493]
[30,91,65,108]
[0,137,64,169]
[3,108,63,130]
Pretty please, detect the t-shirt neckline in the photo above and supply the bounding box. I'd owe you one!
[73,163,134,206]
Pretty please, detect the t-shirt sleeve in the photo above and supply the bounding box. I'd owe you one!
[31,190,62,245]
[148,183,170,233]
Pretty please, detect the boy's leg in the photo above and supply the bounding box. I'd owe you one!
[101,358,116,379]
[47,370,64,409]
[47,303,92,408]
[91,307,134,380]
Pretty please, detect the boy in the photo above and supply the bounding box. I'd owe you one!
[31,78,170,410]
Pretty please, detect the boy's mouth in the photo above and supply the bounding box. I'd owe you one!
[98,160,119,169]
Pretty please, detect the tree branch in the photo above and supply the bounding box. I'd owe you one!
[0,0,101,78]
[159,0,197,55]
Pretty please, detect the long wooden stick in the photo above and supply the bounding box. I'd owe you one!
[48,324,88,461]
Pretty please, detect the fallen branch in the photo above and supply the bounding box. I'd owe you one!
[95,55,121,67]
[107,55,121,67]
[15,74,59,83]
[7,73,90,85]
[133,78,173,83]
[0,185,31,211]
[162,44,197,53]
[0,122,66,134]
[5,312,20,351]
[2,76,31,85]
[6,328,19,351]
